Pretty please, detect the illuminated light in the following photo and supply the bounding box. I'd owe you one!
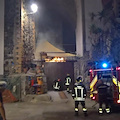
[102,63,108,68]
[117,100,120,103]
[92,96,96,100]
[31,3,38,13]
[89,69,92,72]
[116,67,120,70]
[61,58,63,60]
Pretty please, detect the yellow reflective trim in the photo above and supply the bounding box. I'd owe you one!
[72,94,75,96]
[90,75,97,99]
[75,108,78,111]
[90,94,93,98]
[112,76,118,86]
[106,108,110,113]
[83,108,87,111]
[91,88,93,92]
[99,111,103,113]
[112,76,120,100]
[99,108,102,111]
[90,75,98,90]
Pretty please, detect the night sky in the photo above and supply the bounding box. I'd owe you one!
[35,0,76,53]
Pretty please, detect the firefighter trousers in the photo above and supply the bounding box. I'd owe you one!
[98,98,110,114]
[99,101,109,108]
[66,85,70,92]
[75,101,87,114]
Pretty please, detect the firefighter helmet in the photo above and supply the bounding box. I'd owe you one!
[76,76,83,82]
[67,74,70,76]
[0,81,7,89]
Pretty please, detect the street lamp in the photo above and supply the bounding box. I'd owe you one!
[30,3,38,13]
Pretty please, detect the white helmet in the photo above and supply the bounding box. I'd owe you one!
[0,81,7,89]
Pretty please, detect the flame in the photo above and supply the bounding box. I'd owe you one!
[45,57,65,62]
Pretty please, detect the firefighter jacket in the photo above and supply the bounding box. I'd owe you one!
[65,76,72,86]
[96,83,109,96]
[72,82,87,101]
[96,83,109,102]
[53,79,61,90]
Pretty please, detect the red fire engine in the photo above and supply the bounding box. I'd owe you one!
[89,62,120,107]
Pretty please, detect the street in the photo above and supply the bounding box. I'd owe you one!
[4,91,120,120]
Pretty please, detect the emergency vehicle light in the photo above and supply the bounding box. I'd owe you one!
[92,96,96,100]
[117,100,120,103]
[116,67,120,70]
[93,68,112,71]
[89,69,92,72]
[102,63,108,68]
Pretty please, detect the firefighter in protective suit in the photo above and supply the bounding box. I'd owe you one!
[72,76,87,116]
[65,74,72,93]
[96,78,110,114]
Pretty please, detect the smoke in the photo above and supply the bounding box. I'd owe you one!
[34,30,65,60]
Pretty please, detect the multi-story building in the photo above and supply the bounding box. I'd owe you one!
[4,0,116,76]
[4,0,36,74]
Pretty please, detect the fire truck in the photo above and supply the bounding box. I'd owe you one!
[89,62,120,108]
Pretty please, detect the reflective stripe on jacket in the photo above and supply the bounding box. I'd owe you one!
[72,82,87,101]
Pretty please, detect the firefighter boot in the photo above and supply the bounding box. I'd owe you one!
[67,87,70,93]
[98,108,103,115]
[75,108,79,116]
[83,108,88,117]
[105,108,110,114]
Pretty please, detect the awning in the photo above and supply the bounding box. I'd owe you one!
[34,40,76,60]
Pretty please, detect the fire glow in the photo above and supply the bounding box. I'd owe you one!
[45,57,66,62]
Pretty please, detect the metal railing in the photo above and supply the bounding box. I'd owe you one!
[0,76,22,101]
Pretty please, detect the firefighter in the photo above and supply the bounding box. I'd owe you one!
[72,76,87,116]
[53,79,61,91]
[96,78,110,115]
[65,74,72,93]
